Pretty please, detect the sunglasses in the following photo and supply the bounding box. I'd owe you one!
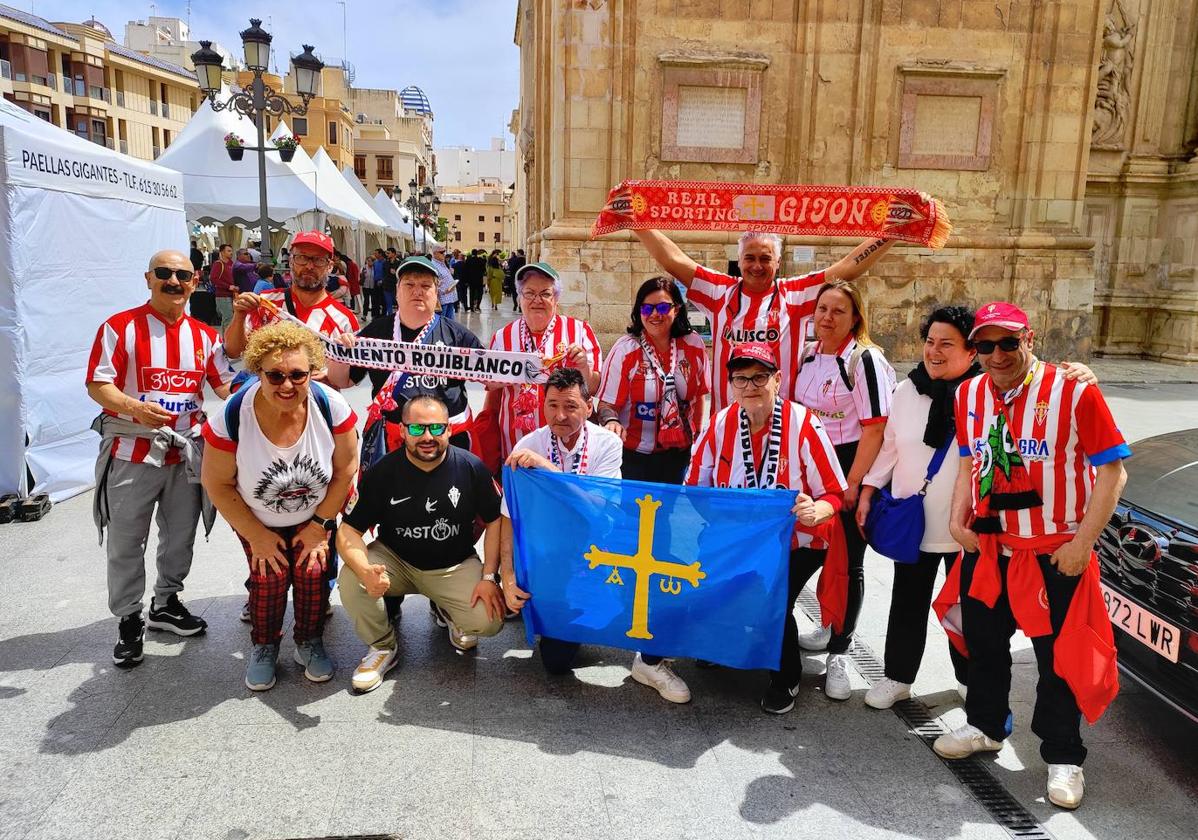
[262,369,311,385]
[152,267,195,282]
[640,302,675,317]
[405,423,448,437]
[974,336,1023,354]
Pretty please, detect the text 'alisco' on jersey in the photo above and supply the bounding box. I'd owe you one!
[686,265,825,416]
[344,446,502,571]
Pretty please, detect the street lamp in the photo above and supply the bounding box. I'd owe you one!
[404,177,441,255]
[190,20,325,261]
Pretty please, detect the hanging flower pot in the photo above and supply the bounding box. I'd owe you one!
[226,146,244,161]
[273,135,298,164]
[224,132,245,162]
[278,147,295,163]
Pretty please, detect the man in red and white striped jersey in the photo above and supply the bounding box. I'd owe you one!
[487,262,602,460]
[937,302,1130,810]
[686,343,847,715]
[633,228,897,416]
[224,230,358,389]
[86,249,235,668]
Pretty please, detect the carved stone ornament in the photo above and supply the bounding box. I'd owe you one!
[1092,0,1137,149]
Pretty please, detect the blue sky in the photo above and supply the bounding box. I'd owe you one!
[42,0,521,148]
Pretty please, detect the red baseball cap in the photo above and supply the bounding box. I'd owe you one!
[726,342,778,372]
[291,230,335,256]
[970,301,1030,339]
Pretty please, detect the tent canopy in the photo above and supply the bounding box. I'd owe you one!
[270,122,384,234]
[157,88,320,226]
[0,98,187,500]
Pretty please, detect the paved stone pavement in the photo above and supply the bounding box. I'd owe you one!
[0,308,1195,839]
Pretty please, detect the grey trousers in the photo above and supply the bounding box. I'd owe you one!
[104,458,201,618]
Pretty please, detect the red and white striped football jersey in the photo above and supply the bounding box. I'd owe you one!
[686,399,847,548]
[488,315,602,457]
[87,304,234,464]
[248,289,359,340]
[595,333,709,454]
[687,265,825,416]
[954,360,1131,538]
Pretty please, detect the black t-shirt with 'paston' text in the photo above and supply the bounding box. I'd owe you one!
[344,445,500,570]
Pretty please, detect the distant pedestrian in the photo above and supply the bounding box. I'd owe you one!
[487,250,505,309]
[210,243,236,330]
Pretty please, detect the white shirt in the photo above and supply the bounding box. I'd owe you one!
[500,421,623,516]
[862,379,960,553]
[203,382,357,528]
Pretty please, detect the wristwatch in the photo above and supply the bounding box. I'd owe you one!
[482,572,499,584]
[310,514,338,531]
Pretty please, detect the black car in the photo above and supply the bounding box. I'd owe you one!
[1097,428,1198,722]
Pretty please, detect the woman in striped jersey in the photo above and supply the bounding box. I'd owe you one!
[792,280,896,702]
[596,277,708,484]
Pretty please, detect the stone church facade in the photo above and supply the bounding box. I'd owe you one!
[511,0,1198,363]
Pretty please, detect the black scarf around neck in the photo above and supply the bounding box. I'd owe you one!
[908,360,982,448]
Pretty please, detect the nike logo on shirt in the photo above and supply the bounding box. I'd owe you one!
[390,497,411,505]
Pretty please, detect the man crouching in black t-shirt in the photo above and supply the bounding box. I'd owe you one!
[336,394,505,693]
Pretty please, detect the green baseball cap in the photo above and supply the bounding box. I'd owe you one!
[514,261,559,285]
[397,255,438,277]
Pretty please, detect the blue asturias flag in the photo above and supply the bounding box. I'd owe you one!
[504,466,795,670]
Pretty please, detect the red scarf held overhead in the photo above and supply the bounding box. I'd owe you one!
[796,517,849,634]
[933,533,1119,724]
[590,180,953,248]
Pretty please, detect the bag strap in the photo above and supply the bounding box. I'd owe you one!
[836,345,867,391]
[919,435,955,495]
[224,382,334,443]
[283,289,298,317]
[224,386,250,443]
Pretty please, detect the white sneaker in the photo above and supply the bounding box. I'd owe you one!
[864,677,911,709]
[824,654,852,700]
[239,601,250,623]
[351,646,398,693]
[932,723,1003,759]
[630,654,691,704]
[1047,764,1085,809]
[448,623,477,652]
[798,625,831,651]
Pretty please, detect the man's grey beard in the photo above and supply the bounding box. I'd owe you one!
[293,274,325,290]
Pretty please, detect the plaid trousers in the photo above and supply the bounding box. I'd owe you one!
[237,524,328,645]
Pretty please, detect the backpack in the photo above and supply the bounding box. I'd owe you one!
[223,381,334,443]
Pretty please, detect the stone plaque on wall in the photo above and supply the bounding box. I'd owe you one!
[660,60,764,164]
[675,86,747,149]
[897,67,1002,171]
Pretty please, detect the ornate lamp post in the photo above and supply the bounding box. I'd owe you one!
[191,20,324,260]
[404,176,441,255]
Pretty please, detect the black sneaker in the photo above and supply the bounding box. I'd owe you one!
[147,594,208,637]
[429,600,448,628]
[113,614,145,668]
[760,678,800,715]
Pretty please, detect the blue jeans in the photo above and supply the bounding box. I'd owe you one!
[383,290,396,316]
[539,637,661,674]
[441,301,457,321]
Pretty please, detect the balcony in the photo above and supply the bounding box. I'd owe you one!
[115,91,125,108]
[152,145,161,159]
[120,139,128,155]
[161,102,169,119]
[149,100,158,116]
[105,138,115,150]
[0,60,10,94]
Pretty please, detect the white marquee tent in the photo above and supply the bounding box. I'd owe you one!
[0,99,187,500]
[156,89,320,227]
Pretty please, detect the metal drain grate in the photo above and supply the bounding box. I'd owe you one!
[796,588,1055,840]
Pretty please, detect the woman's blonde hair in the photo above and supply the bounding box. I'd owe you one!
[243,320,326,374]
[816,280,874,347]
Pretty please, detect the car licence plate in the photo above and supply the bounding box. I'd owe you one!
[1100,583,1181,663]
